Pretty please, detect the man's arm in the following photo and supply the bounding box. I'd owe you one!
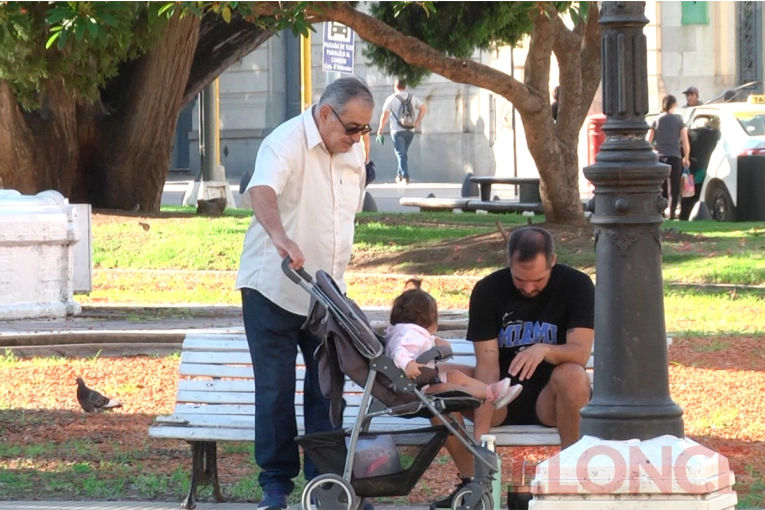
[472,338,500,438]
[377,110,390,135]
[248,185,304,269]
[415,103,427,130]
[361,133,371,163]
[508,328,593,381]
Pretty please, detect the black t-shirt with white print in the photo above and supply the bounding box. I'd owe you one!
[466,264,595,385]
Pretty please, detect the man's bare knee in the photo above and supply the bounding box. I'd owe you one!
[550,363,590,403]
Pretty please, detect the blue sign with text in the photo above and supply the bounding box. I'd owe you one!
[323,22,355,74]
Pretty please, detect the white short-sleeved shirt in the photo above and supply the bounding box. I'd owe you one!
[235,107,366,315]
[382,92,423,133]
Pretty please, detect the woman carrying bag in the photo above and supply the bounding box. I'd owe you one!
[647,95,691,220]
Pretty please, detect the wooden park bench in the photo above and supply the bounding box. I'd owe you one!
[149,330,671,507]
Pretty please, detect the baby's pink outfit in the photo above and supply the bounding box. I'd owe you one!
[384,323,448,383]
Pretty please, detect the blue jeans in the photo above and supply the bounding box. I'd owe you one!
[391,129,414,180]
[241,288,334,494]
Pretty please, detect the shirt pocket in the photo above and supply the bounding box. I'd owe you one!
[338,167,362,218]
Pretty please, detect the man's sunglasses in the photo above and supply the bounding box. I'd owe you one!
[329,105,372,136]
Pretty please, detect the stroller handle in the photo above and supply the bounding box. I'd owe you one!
[281,256,314,284]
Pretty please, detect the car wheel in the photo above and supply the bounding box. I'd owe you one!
[707,182,736,222]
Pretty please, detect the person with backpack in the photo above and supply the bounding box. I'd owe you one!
[376,79,427,184]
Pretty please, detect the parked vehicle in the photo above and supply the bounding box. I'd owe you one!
[684,98,765,221]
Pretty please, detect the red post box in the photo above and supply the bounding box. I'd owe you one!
[587,113,607,165]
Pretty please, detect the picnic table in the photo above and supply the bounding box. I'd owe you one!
[469,176,541,203]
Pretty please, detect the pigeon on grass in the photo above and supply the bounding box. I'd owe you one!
[76,377,122,413]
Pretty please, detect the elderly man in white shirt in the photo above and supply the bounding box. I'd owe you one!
[236,77,374,510]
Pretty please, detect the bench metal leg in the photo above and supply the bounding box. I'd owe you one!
[205,442,225,503]
[479,183,492,202]
[183,441,224,509]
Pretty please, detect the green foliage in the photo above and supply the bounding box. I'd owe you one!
[0,2,167,110]
[363,1,573,86]
[0,1,316,111]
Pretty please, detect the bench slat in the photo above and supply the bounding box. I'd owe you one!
[173,404,256,415]
[178,342,594,369]
[181,351,255,365]
[180,364,254,379]
[175,391,369,407]
[178,378,365,394]
[150,426,255,442]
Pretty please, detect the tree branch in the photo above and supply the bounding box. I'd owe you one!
[579,3,602,108]
[182,12,276,105]
[524,7,556,99]
[552,3,601,140]
[318,2,541,114]
[552,15,583,139]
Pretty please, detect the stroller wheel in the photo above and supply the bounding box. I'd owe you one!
[301,473,357,510]
[451,485,492,510]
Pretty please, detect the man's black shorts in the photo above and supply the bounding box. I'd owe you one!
[500,377,549,426]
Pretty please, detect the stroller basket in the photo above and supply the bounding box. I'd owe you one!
[296,426,449,498]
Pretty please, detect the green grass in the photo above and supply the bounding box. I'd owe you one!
[85,209,765,334]
[738,465,765,508]
[663,287,765,336]
[95,209,765,286]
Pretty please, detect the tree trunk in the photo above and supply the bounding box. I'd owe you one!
[97,14,201,212]
[0,12,273,211]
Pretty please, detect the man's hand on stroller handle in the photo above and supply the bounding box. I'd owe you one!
[274,234,305,269]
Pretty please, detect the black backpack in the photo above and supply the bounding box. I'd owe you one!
[392,94,416,129]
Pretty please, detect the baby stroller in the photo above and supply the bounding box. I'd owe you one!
[282,258,501,510]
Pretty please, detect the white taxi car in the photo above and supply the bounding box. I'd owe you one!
[684,97,765,221]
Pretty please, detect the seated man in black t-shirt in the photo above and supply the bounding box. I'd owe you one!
[430,226,595,509]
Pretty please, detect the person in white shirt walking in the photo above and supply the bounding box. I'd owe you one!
[236,77,374,510]
[377,79,427,184]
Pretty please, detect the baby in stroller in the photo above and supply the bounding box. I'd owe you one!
[285,261,505,510]
[385,280,522,410]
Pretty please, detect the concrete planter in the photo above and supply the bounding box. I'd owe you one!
[0,190,82,319]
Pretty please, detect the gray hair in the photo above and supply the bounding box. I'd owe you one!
[318,77,374,114]
[507,226,555,268]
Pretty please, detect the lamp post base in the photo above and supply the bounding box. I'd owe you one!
[580,403,685,442]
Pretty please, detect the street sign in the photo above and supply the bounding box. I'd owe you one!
[323,21,355,74]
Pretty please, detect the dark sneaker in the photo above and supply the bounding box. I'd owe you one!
[429,477,471,509]
[258,487,289,509]
[362,500,375,510]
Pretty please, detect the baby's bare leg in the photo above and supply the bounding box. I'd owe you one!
[425,370,487,399]
[436,362,474,378]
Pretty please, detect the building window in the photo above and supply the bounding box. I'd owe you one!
[682,1,709,25]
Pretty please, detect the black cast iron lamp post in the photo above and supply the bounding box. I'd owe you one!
[579,0,684,441]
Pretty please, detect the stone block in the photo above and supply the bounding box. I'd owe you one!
[529,435,737,510]
[0,190,82,319]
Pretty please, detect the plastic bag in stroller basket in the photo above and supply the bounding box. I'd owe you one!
[296,426,449,498]
[344,434,402,479]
